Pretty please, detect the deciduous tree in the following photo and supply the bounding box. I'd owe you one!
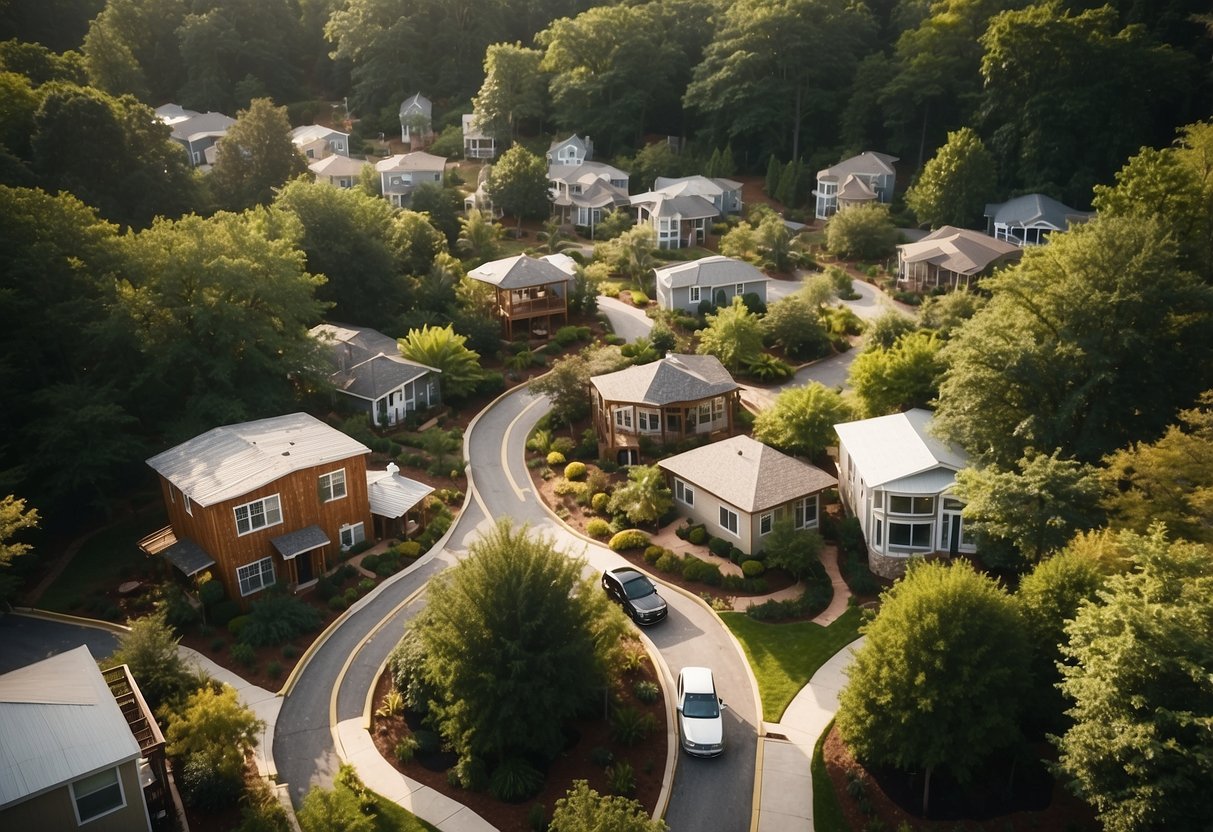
[550,780,669,832]
[847,330,944,417]
[753,383,853,459]
[837,560,1030,814]
[211,97,307,210]
[905,127,996,229]
[696,297,763,372]
[761,294,830,360]
[472,43,547,141]
[1054,527,1213,832]
[825,203,898,260]
[486,144,549,229]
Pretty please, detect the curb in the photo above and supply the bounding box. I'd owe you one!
[12,606,132,635]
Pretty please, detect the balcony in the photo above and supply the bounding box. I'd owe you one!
[102,664,169,820]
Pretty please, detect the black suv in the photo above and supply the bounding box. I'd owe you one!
[601,567,668,625]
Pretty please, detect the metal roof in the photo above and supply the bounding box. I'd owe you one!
[468,255,573,290]
[833,409,968,489]
[290,125,347,144]
[658,435,836,513]
[591,354,737,406]
[655,255,771,290]
[0,646,141,809]
[311,324,438,401]
[367,466,435,518]
[271,525,331,560]
[146,413,370,507]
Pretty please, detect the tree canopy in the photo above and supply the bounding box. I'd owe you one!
[210,97,307,211]
[485,144,549,227]
[847,330,944,417]
[905,127,996,229]
[752,382,853,459]
[696,296,763,372]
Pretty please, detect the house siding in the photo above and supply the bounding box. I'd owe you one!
[662,280,768,314]
[0,761,149,832]
[159,454,372,604]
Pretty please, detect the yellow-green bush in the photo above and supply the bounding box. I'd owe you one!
[586,519,612,539]
[546,451,566,466]
[564,461,587,481]
[741,559,766,578]
[591,492,609,512]
[609,529,651,551]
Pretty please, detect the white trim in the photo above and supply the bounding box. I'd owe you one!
[234,494,283,536]
[237,556,276,596]
[689,286,701,304]
[319,468,347,502]
[719,505,739,537]
[759,512,773,536]
[70,765,126,825]
[675,478,695,507]
[339,522,366,549]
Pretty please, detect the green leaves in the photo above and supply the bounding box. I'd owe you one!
[398,323,485,400]
[905,127,996,229]
[697,296,763,372]
[753,382,853,459]
[607,465,672,527]
[848,329,944,417]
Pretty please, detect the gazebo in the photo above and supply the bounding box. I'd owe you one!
[467,254,573,339]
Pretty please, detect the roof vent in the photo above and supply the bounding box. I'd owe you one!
[282,451,290,456]
[386,462,400,476]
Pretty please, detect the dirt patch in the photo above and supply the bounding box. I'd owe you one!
[823,724,1098,832]
[370,660,666,831]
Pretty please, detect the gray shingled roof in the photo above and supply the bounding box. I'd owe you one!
[898,226,1020,275]
[146,413,370,507]
[271,525,331,559]
[468,255,573,289]
[591,354,737,405]
[817,151,898,181]
[311,324,438,401]
[161,537,215,576]
[399,92,432,118]
[658,435,837,513]
[655,255,771,290]
[629,192,719,219]
[983,193,1092,228]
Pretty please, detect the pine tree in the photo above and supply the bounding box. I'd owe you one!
[765,155,782,196]
[719,145,736,177]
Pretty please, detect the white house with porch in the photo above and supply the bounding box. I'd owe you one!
[629,190,719,249]
[548,162,630,234]
[814,151,898,219]
[834,409,973,578]
[375,151,446,207]
[983,193,1092,247]
[461,113,497,159]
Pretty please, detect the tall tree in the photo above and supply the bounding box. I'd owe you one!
[753,382,853,459]
[410,520,628,767]
[30,83,198,227]
[952,450,1105,568]
[905,127,997,229]
[847,330,945,417]
[1101,391,1213,544]
[472,42,547,141]
[979,1,1197,205]
[696,296,764,372]
[273,178,407,329]
[116,209,327,440]
[825,203,898,260]
[1054,527,1213,832]
[81,0,186,102]
[837,560,1030,814]
[485,144,549,229]
[934,214,1213,466]
[210,97,307,210]
[685,0,874,162]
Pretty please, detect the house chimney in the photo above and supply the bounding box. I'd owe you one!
[386,462,400,476]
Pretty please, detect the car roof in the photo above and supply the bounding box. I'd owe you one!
[609,567,646,582]
[680,666,715,694]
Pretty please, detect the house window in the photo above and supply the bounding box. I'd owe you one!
[237,557,276,596]
[234,495,282,536]
[759,512,773,535]
[72,766,125,823]
[666,413,681,433]
[793,495,818,528]
[713,397,725,422]
[689,286,701,304]
[675,479,695,507]
[735,283,744,296]
[888,522,932,549]
[319,469,347,502]
[638,409,661,433]
[719,506,739,537]
[888,495,935,515]
[613,407,633,431]
[340,522,365,549]
[875,518,882,546]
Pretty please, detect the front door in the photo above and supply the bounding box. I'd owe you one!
[941,512,962,556]
[296,552,315,584]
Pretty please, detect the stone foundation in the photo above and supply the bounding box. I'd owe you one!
[868,548,911,579]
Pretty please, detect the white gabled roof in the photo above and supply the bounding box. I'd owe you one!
[833,409,967,489]
[0,646,140,809]
[309,155,368,178]
[146,413,370,507]
[290,124,347,144]
[366,464,434,518]
[375,151,447,173]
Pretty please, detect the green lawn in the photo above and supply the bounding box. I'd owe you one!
[721,606,862,722]
[37,505,167,614]
[370,791,442,832]
[811,718,848,832]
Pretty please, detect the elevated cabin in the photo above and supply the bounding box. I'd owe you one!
[590,354,740,466]
[629,191,718,250]
[467,254,573,340]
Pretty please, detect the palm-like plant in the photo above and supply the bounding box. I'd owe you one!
[398,324,485,399]
[535,219,577,254]
[607,465,672,528]
[457,208,503,264]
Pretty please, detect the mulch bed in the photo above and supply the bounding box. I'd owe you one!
[823,724,1098,832]
[370,659,666,831]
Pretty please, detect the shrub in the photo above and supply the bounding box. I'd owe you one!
[360,553,380,573]
[394,540,422,559]
[586,518,612,539]
[643,545,665,564]
[683,557,723,586]
[546,451,566,466]
[633,680,660,704]
[282,644,300,659]
[229,642,256,667]
[455,756,488,792]
[394,736,418,763]
[741,559,766,578]
[609,529,651,551]
[655,552,683,574]
[315,576,337,601]
[489,758,544,802]
[209,599,241,627]
[343,587,359,604]
[730,545,746,564]
[413,728,442,754]
[688,526,707,545]
[267,660,282,679]
[564,461,587,481]
[373,551,403,577]
[590,492,609,513]
[327,595,348,611]
[550,436,576,456]
[611,707,657,746]
[528,804,547,832]
[590,746,614,767]
[607,761,637,796]
[179,751,243,810]
[227,615,251,639]
[708,537,731,558]
[239,593,322,647]
[358,578,376,594]
[628,289,649,306]
[198,578,226,608]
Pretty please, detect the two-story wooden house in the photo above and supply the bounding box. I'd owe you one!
[140,413,376,604]
[590,354,740,465]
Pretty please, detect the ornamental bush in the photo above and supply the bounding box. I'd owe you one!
[564,461,587,480]
[643,545,666,564]
[654,552,683,574]
[586,519,612,539]
[741,559,766,578]
[609,529,650,551]
[688,526,707,545]
[591,492,610,513]
[546,451,566,466]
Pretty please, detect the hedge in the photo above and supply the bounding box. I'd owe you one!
[586,519,612,539]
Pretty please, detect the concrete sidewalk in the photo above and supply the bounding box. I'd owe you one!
[755,638,863,832]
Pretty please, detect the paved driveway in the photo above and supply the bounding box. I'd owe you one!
[0,613,120,674]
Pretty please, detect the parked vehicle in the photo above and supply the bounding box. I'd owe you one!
[601,567,668,625]
[676,666,725,757]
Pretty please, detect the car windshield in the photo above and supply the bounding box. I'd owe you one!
[682,691,719,719]
[623,576,655,600]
